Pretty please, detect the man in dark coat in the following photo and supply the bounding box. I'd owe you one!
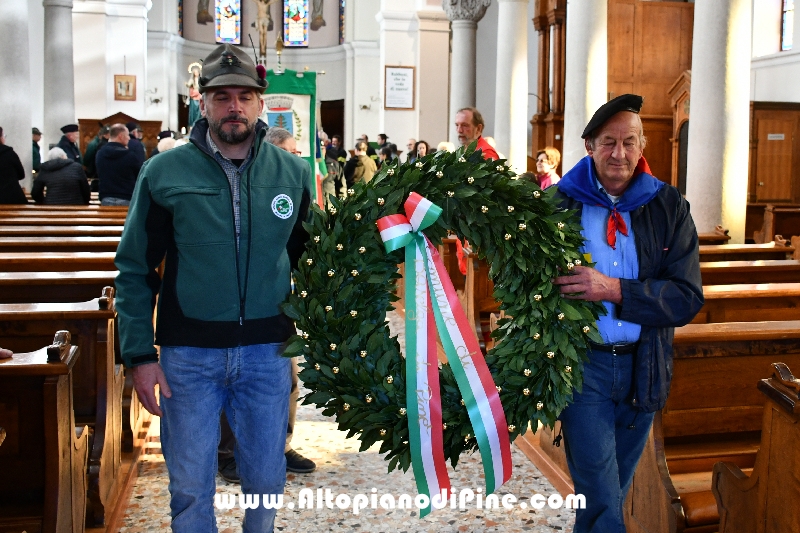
[84,125,110,179]
[126,122,147,163]
[0,126,27,204]
[57,124,82,164]
[552,94,703,533]
[31,146,90,205]
[32,127,42,172]
[96,123,143,206]
[149,130,174,158]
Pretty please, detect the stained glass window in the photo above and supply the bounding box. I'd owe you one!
[284,0,309,47]
[178,0,183,37]
[782,0,794,51]
[216,0,242,44]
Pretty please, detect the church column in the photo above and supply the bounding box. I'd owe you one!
[444,0,491,144]
[685,0,752,242]
[561,0,607,171]
[0,0,33,192]
[43,0,76,145]
[493,0,527,171]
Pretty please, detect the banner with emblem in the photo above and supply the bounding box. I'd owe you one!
[263,69,318,202]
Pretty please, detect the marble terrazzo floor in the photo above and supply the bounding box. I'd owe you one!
[117,311,575,533]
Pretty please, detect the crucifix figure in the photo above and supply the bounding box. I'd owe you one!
[253,0,275,58]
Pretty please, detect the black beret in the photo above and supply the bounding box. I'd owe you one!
[126,122,141,132]
[60,124,79,133]
[581,94,644,139]
[157,130,174,140]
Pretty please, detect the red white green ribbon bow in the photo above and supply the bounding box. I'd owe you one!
[377,192,512,516]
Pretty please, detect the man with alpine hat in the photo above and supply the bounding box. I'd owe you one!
[115,43,312,533]
[552,94,703,532]
[57,124,82,164]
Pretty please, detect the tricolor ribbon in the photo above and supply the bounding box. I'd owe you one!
[377,192,512,516]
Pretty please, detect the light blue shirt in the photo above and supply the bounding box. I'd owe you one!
[580,179,642,344]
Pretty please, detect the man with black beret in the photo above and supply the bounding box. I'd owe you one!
[552,94,704,532]
[149,130,174,158]
[57,124,82,165]
[115,43,311,532]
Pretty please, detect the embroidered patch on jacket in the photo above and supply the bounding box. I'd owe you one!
[272,194,294,219]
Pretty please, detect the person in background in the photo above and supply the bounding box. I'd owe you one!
[357,133,378,161]
[405,138,417,163]
[453,107,498,160]
[96,123,143,206]
[414,140,431,159]
[0,126,27,204]
[57,124,82,165]
[378,145,394,167]
[377,133,389,149]
[327,134,347,165]
[150,130,175,158]
[32,127,42,173]
[31,147,90,205]
[344,140,377,187]
[437,141,456,153]
[536,146,561,189]
[84,125,110,180]
[126,122,147,163]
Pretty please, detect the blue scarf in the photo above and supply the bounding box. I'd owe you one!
[557,155,664,248]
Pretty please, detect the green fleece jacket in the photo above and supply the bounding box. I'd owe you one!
[115,119,312,368]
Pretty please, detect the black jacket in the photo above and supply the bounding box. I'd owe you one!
[57,136,82,165]
[555,184,704,412]
[0,144,27,204]
[96,142,143,201]
[128,137,147,164]
[31,158,90,205]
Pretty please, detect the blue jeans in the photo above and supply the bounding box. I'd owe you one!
[558,348,655,533]
[100,196,130,206]
[159,344,291,533]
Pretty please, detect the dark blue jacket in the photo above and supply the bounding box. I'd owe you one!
[555,183,704,412]
[57,135,82,165]
[96,142,143,201]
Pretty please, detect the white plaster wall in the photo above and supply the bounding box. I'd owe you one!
[29,0,46,150]
[417,9,450,147]
[751,51,800,102]
[378,9,419,150]
[73,0,150,121]
[527,0,539,158]
[475,0,498,138]
[751,0,782,57]
[344,42,381,148]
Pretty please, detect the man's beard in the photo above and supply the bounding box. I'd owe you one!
[208,114,255,144]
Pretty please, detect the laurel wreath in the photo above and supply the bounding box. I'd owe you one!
[281,144,604,472]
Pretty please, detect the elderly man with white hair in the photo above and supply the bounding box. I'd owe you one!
[31,146,90,204]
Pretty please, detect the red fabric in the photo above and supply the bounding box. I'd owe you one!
[455,238,468,275]
[475,136,499,161]
[635,156,651,176]
[606,208,628,249]
[537,171,560,189]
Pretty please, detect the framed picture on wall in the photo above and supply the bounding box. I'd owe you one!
[114,75,137,101]
[384,66,415,110]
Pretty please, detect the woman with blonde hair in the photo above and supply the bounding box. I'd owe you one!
[535,146,561,189]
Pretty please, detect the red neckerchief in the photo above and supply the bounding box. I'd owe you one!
[605,158,651,249]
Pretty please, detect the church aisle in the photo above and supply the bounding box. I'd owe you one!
[116,312,574,533]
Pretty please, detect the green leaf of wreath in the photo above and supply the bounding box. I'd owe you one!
[284,142,604,472]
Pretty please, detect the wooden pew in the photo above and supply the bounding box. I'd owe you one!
[0,205,126,211]
[0,291,124,527]
[712,362,800,532]
[0,225,124,237]
[691,283,800,324]
[0,331,89,533]
[701,260,800,285]
[517,321,800,533]
[0,271,118,304]
[697,226,730,245]
[0,252,118,272]
[0,209,126,218]
[0,236,120,253]
[698,242,794,262]
[753,204,800,243]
